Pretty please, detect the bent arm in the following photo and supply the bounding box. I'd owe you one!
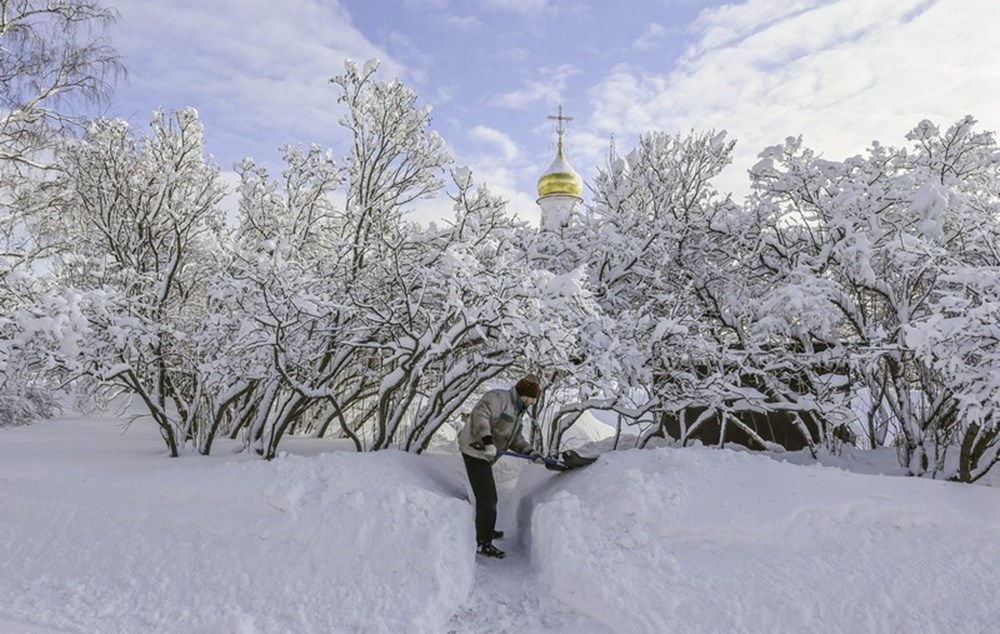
[468,396,496,447]
[508,429,532,455]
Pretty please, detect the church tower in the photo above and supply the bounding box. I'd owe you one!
[536,106,583,232]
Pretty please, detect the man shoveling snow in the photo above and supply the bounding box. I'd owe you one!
[459,374,546,558]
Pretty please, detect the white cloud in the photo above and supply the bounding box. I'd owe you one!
[415,171,540,227]
[469,125,520,161]
[498,81,561,109]
[634,22,669,51]
[445,14,483,29]
[464,127,540,223]
[216,170,243,229]
[588,64,665,134]
[403,0,451,10]
[474,166,543,226]
[497,64,579,109]
[497,47,532,63]
[686,0,828,55]
[406,195,459,227]
[481,0,550,14]
[111,1,403,171]
[585,0,1000,199]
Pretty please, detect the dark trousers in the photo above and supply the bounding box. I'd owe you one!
[462,453,498,545]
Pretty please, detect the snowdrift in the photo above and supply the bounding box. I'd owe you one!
[6,416,1000,633]
[527,446,1000,634]
[0,418,475,633]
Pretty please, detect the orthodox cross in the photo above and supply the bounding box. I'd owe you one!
[548,105,573,147]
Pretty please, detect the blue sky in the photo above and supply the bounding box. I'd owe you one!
[107,0,999,225]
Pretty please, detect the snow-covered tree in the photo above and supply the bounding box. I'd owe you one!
[905,269,1000,483]
[564,129,797,452]
[37,109,227,455]
[357,171,528,451]
[398,169,599,454]
[206,59,459,457]
[747,116,1000,477]
[0,0,122,426]
[209,145,348,456]
[332,58,449,278]
[0,0,121,172]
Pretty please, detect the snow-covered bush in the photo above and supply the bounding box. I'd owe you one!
[207,61,594,457]
[214,59,459,457]
[747,116,1000,477]
[0,0,122,427]
[568,129,816,451]
[905,267,1000,482]
[34,109,227,455]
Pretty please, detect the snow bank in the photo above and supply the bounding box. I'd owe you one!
[529,446,1000,634]
[8,415,1000,633]
[559,410,615,450]
[0,419,475,634]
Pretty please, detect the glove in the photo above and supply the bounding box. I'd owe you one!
[476,435,497,459]
[528,449,545,465]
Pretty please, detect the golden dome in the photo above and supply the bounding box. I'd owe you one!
[537,140,583,199]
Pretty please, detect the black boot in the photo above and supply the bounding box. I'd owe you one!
[493,530,504,540]
[477,541,506,558]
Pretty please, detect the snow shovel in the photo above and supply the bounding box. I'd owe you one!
[499,449,598,472]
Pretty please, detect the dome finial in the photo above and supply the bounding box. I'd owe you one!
[537,104,583,200]
[549,104,572,157]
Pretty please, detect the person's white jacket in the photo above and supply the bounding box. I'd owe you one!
[458,386,533,464]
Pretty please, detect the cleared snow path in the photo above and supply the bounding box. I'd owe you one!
[445,460,611,634]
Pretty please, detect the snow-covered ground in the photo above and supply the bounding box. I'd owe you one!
[2,408,999,633]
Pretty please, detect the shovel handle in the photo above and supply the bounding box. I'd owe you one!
[498,449,560,468]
